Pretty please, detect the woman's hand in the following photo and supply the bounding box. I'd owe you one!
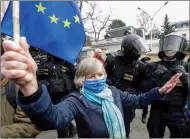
[158,73,182,96]
[1,37,38,96]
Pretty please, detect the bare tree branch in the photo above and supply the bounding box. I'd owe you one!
[83,2,112,41]
[78,1,89,13]
[137,11,151,31]
[97,8,112,40]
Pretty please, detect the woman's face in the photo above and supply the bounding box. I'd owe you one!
[85,70,105,80]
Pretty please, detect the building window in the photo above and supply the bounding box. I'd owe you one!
[182,23,187,28]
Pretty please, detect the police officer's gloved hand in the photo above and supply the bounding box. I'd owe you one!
[138,60,149,74]
[172,65,189,85]
[172,65,188,75]
[152,64,168,81]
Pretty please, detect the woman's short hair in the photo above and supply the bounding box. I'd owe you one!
[74,58,106,90]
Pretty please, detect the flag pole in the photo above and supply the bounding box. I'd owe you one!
[12,1,26,86]
[12,1,20,45]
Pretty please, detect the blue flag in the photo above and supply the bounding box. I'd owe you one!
[1,1,86,64]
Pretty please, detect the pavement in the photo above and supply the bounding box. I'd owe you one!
[130,108,170,138]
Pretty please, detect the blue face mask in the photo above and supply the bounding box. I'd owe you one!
[83,77,107,93]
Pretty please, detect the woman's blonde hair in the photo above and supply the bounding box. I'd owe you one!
[74,58,106,89]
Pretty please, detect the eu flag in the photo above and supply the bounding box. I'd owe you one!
[1,1,86,64]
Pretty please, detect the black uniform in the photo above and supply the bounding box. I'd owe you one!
[140,57,151,123]
[183,60,190,137]
[104,34,149,137]
[141,34,189,138]
[30,48,77,138]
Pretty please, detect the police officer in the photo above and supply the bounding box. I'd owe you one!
[104,34,149,137]
[140,56,151,124]
[30,48,77,138]
[185,94,190,137]
[184,57,190,137]
[141,34,189,138]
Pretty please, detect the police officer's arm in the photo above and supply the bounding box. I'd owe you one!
[138,62,156,92]
[139,61,168,92]
[104,56,115,77]
[1,107,41,138]
[172,64,190,94]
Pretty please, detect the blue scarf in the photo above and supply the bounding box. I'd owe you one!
[82,78,126,138]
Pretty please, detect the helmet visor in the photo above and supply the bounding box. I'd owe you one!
[161,35,185,52]
[131,38,150,53]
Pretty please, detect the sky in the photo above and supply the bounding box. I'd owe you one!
[82,1,189,32]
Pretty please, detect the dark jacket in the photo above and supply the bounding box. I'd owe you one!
[17,84,163,138]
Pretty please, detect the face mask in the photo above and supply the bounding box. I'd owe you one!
[83,77,107,93]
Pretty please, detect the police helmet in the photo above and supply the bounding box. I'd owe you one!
[158,34,187,60]
[117,34,149,60]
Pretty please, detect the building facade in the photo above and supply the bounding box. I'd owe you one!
[171,20,190,43]
[91,20,190,55]
[91,26,157,54]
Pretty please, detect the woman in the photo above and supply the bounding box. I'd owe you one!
[1,38,182,138]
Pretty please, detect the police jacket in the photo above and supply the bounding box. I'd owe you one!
[105,56,145,93]
[17,83,163,138]
[140,60,189,111]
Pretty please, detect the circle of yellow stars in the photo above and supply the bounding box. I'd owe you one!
[35,2,80,28]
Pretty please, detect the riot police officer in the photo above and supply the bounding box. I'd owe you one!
[141,34,189,138]
[30,48,77,138]
[104,34,149,137]
[140,56,151,124]
[184,57,190,137]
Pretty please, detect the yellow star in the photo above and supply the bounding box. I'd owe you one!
[35,2,47,14]
[49,14,59,24]
[73,15,80,24]
[62,18,71,28]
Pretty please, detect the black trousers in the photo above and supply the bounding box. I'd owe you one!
[124,107,135,137]
[147,107,188,138]
[142,106,148,118]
